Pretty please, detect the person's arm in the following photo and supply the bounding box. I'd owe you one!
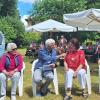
[56,53,66,59]
[51,49,57,63]
[0,55,6,71]
[0,55,9,75]
[74,63,83,78]
[76,50,86,73]
[64,61,69,71]
[2,70,9,75]
[64,54,69,71]
[75,64,83,73]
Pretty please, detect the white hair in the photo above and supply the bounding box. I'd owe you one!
[45,38,55,47]
[7,43,17,51]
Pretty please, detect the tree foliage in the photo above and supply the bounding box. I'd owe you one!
[0,0,29,47]
[5,16,25,46]
[86,0,100,8]
[31,0,87,22]
[0,16,26,46]
[23,32,41,46]
[0,0,18,17]
[31,0,100,43]
[0,17,16,43]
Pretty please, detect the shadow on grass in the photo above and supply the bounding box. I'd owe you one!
[92,82,99,94]
[59,83,86,97]
[6,87,21,97]
[71,87,82,96]
[24,86,33,97]
[90,69,99,77]
[24,85,60,97]
[59,84,65,96]
[6,87,11,97]
[4,84,24,98]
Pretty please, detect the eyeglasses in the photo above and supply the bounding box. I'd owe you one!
[12,48,17,51]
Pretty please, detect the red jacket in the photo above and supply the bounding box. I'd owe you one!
[64,50,86,71]
[0,52,23,72]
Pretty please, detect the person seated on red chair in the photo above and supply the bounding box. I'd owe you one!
[64,38,87,100]
[0,43,23,100]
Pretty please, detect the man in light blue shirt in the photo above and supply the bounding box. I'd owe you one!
[34,38,56,96]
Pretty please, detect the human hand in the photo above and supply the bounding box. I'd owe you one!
[61,53,66,57]
[98,59,100,65]
[50,63,56,68]
[5,71,9,76]
[73,71,77,78]
[9,71,15,77]
[2,70,9,76]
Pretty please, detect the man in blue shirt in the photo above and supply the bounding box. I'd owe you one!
[34,38,57,96]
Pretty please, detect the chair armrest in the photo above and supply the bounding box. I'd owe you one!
[31,59,38,75]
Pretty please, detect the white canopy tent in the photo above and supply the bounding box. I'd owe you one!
[63,8,100,31]
[26,19,76,32]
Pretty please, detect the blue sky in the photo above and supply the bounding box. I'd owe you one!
[17,0,34,16]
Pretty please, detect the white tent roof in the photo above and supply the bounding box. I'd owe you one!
[63,8,100,31]
[26,19,76,32]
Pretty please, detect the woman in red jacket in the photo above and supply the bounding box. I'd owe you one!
[64,38,87,100]
[0,43,23,100]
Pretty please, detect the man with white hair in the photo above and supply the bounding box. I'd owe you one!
[0,43,23,100]
[33,38,57,96]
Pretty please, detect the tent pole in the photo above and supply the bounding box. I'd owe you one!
[77,27,78,32]
[50,32,52,38]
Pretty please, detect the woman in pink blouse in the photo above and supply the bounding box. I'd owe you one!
[0,43,23,100]
[64,38,87,100]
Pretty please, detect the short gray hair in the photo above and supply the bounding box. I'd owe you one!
[7,43,17,51]
[45,38,55,47]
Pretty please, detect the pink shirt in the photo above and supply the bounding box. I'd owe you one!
[64,50,86,71]
[0,52,23,72]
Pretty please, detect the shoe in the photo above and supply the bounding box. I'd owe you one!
[11,96,16,100]
[63,95,72,100]
[0,96,5,100]
[36,92,42,97]
[40,91,47,96]
[82,89,88,98]
[40,88,50,96]
[64,88,72,100]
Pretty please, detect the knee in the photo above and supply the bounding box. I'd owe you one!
[66,69,74,78]
[34,76,42,84]
[0,73,6,80]
[45,75,54,81]
[12,72,20,79]
[78,70,86,76]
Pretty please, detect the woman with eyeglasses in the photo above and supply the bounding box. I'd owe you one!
[0,43,23,100]
[64,38,87,100]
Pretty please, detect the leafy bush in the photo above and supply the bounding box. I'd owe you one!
[0,17,16,43]
[23,32,41,46]
[0,16,25,47]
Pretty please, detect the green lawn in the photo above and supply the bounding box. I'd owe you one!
[5,49,100,100]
